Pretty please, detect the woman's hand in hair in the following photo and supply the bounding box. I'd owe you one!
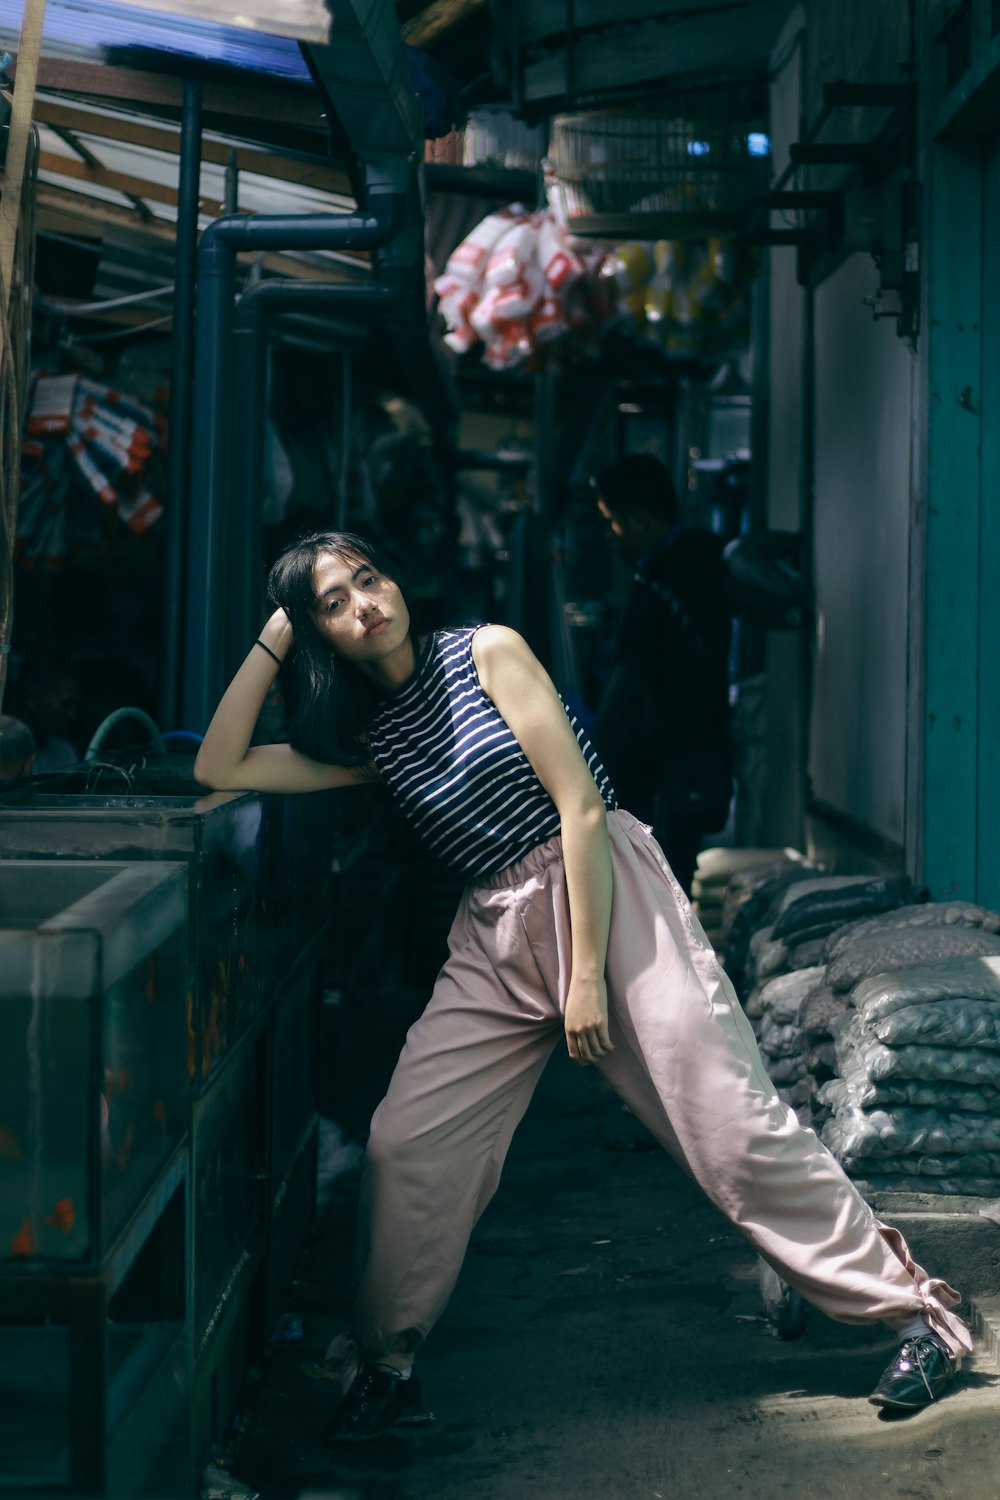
[260,607,294,662]
[194,608,373,795]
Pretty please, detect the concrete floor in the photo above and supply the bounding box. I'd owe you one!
[235,1051,1000,1500]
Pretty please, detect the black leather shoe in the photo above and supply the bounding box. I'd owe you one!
[868,1334,958,1410]
[324,1363,433,1443]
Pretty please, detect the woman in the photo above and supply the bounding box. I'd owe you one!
[195,530,972,1443]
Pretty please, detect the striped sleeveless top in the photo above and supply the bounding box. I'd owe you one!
[368,628,617,877]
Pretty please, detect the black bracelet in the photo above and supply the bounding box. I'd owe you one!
[255,639,283,667]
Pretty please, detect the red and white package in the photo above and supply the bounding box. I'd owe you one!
[442,207,526,285]
[443,322,479,355]
[432,271,472,305]
[27,374,79,436]
[117,486,163,536]
[68,435,117,506]
[469,285,505,339]
[438,285,479,331]
[538,215,584,291]
[483,322,533,371]
[530,293,568,344]
[493,266,544,322]
[484,220,537,288]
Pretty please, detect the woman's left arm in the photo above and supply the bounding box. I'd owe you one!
[472,625,614,1067]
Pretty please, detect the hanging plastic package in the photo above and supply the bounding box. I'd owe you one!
[484,219,538,288]
[439,206,527,287]
[537,214,584,290]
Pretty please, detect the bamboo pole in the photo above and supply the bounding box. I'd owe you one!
[0,0,46,708]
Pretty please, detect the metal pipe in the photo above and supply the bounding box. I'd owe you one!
[161,80,202,729]
[227,279,401,673]
[565,0,576,106]
[338,351,352,531]
[182,190,406,732]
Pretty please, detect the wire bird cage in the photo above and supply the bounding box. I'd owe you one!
[548,97,764,239]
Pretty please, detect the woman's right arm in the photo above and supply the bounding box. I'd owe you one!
[193,609,374,794]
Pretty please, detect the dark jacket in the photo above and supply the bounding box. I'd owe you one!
[591,526,732,826]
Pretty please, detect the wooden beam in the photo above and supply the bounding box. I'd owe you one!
[38,149,228,216]
[13,54,325,132]
[522,3,784,101]
[405,0,488,47]
[37,182,178,241]
[34,97,354,198]
[1,0,46,317]
[47,125,158,222]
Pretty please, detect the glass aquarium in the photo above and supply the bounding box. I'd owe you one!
[0,860,187,1268]
[0,772,336,1090]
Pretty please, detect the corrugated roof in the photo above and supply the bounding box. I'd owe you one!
[0,0,316,78]
[37,115,356,224]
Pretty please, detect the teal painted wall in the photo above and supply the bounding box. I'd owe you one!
[923,135,1000,894]
[978,134,1000,909]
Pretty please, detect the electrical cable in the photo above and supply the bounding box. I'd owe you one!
[39,284,174,315]
[63,314,173,343]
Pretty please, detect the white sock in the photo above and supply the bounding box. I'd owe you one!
[895,1316,933,1344]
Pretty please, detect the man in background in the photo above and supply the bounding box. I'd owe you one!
[9,654,80,772]
[591,453,732,896]
[0,716,36,781]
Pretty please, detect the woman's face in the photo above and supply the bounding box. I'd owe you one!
[309,550,410,663]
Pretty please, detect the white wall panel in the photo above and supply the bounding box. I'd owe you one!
[760,5,807,848]
[810,252,914,843]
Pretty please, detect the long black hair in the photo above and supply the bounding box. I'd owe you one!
[266,530,406,765]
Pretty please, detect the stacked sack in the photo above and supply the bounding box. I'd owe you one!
[738,875,914,1115]
[698,850,1000,1192]
[691,846,809,953]
[811,907,1000,1117]
[719,852,817,992]
[814,910,1000,1196]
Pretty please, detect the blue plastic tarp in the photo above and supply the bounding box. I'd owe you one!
[0,0,313,80]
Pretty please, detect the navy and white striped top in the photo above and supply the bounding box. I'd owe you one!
[368,628,617,877]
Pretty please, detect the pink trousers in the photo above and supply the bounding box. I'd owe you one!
[352,811,972,1362]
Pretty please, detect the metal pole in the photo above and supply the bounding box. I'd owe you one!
[181,194,406,732]
[184,236,234,735]
[338,351,352,531]
[229,282,400,673]
[161,81,201,729]
[229,295,268,671]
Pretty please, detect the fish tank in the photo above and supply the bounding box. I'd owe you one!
[0,861,187,1268]
[0,771,338,1090]
[190,1043,265,1348]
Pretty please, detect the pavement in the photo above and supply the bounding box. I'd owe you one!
[230,1048,1000,1500]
